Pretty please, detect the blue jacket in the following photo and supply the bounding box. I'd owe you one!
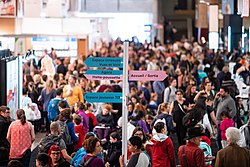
[66,121,78,143]
[41,89,56,111]
[48,98,69,122]
[71,147,102,167]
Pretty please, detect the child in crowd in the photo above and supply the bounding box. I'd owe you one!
[220,111,234,148]
[73,114,86,151]
[85,103,97,132]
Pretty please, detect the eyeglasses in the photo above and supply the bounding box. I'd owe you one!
[134,133,143,136]
[51,151,60,155]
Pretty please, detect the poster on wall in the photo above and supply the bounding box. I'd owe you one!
[0,0,16,17]
[6,58,19,119]
[222,0,234,14]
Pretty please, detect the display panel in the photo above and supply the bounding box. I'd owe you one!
[6,58,19,119]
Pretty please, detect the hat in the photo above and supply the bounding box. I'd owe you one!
[184,127,205,140]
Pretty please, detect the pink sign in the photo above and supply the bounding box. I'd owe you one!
[128,70,167,81]
[85,74,122,80]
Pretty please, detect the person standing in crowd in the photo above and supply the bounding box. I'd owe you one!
[0,106,11,166]
[151,103,174,137]
[215,127,250,167]
[48,88,69,122]
[104,131,122,167]
[95,104,114,140]
[128,127,153,160]
[7,109,35,167]
[59,108,78,155]
[39,122,72,162]
[85,103,97,132]
[48,145,70,167]
[220,111,234,148]
[171,89,189,145]
[79,136,105,167]
[74,102,89,133]
[63,75,84,107]
[40,50,56,79]
[41,79,56,132]
[119,136,150,167]
[152,79,165,105]
[163,78,177,104]
[36,153,51,167]
[178,127,206,167]
[151,122,176,167]
[214,86,236,150]
[73,114,86,152]
[56,58,67,76]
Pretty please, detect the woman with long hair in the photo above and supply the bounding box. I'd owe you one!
[184,84,197,105]
[41,79,56,132]
[7,109,35,167]
[170,89,190,145]
[59,108,78,155]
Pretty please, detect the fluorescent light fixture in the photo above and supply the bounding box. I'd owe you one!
[249,28,250,52]
[242,26,244,53]
[228,26,231,52]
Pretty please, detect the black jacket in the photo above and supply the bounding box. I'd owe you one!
[0,115,10,164]
[105,141,122,167]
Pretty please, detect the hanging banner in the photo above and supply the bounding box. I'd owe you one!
[209,5,219,32]
[0,0,16,17]
[222,0,234,14]
[242,0,249,17]
[195,2,208,28]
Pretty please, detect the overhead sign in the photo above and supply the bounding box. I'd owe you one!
[84,70,123,80]
[84,92,122,103]
[128,70,167,81]
[84,57,123,68]
[84,75,122,80]
[85,70,123,75]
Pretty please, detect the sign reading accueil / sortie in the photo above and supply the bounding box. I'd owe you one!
[85,57,123,68]
[128,70,167,81]
[84,92,122,103]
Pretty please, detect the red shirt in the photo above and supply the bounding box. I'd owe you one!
[74,124,85,151]
[178,142,206,167]
[86,112,97,127]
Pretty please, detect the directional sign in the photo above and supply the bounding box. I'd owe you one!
[128,70,167,81]
[84,92,122,103]
[85,70,123,75]
[85,57,123,68]
[85,74,123,80]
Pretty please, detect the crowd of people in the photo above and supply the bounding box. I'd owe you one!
[0,37,250,167]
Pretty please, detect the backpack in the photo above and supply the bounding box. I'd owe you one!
[182,108,204,128]
[56,120,72,145]
[162,87,171,104]
[239,124,250,149]
[79,156,96,167]
[89,117,94,132]
[38,135,61,154]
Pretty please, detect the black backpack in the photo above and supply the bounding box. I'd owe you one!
[79,156,96,167]
[89,117,94,132]
[182,108,204,128]
[38,135,61,154]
